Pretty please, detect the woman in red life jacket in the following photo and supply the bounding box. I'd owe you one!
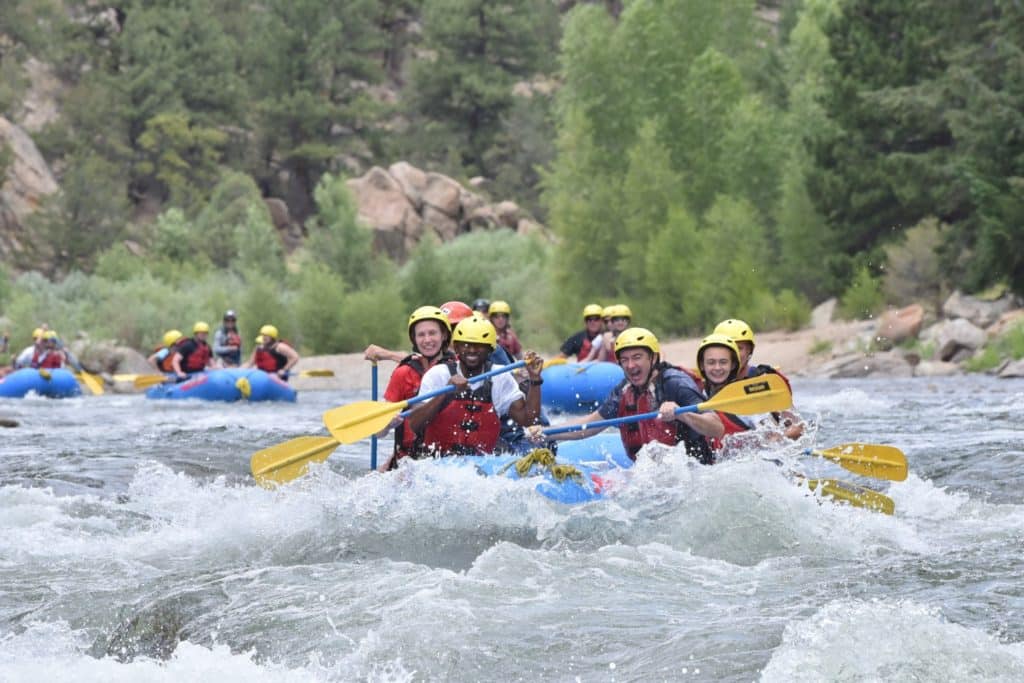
[713,318,804,439]
[555,304,607,362]
[375,306,457,469]
[404,316,544,458]
[487,300,523,360]
[171,322,215,380]
[530,327,714,464]
[147,329,184,373]
[677,334,751,450]
[244,324,299,380]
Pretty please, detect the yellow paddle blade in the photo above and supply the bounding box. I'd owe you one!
[112,373,138,382]
[542,357,567,369]
[812,443,908,482]
[134,374,171,389]
[323,400,406,444]
[807,479,895,515]
[251,435,340,487]
[75,371,104,396]
[698,374,792,415]
[298,369,334,377]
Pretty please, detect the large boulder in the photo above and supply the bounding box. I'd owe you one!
[923,318,987,362]
[388,161,427,210]
[421,172,462,217]
[810,298,837,329]
[346,167,421,261]
[0,117,59,263]
[874,304,925,350]
[998,359,1024,378]
[942,290,1018,328]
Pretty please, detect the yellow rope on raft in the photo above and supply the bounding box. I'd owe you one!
[506,448,583,483]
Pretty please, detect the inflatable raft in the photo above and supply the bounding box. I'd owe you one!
[0,368,82,399]
[437,432,632,505]
[540,362,624,414]
[145,368,297,402]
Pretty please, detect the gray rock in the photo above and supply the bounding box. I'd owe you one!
[998,359,1024,378]
[942,290,1018,328]
[913,360,961,377]
[810,298,837,329]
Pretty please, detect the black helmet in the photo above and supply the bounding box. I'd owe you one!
[472,298,490,313]
[224,309,237,320]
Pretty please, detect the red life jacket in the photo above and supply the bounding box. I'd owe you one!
[158,348,176,373]
[178,338,211,372]
[391,350,456,465]
[419,360,502,457]
[37,350,64,369]
[616,364,713,463]
[577,336,593,362]
[254,340,291,372]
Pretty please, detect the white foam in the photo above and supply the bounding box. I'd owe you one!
[762,599,1024,681]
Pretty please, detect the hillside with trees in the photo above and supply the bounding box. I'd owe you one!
[0,0,1021,356]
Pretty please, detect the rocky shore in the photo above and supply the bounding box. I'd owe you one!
[60,290,1024,395]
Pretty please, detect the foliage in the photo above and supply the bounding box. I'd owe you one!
[882,217,947,310]
[963,321,1024,373]
[331,279,408,354]
[231,204,286,282]
[136,112,228,209]
[839,266,885,321]
[406,0,559,177]
[302,173,382,288]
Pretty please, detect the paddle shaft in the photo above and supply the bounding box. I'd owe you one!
[543,405,699,436]
[370,362,379,470]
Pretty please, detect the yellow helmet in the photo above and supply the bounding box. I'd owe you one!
[697,333,740,381]
[582,304,604,319]
[43,330,59,341]
[609,304,633,319]
[409,306,452,333]
[163,329,184,348]
[259,324,279,340]
[488,300,512,316]
[32,327,45,340]
[713,319,755,347]
[452,316,498,349]
[255,335,265,344]
[614,327,660,356]
[193,321,210,334]
[601,306,615,319]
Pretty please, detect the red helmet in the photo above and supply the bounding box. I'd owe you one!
[439,301,474,325]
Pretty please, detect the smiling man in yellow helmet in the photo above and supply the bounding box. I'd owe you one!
[243,324,300,380]
[405,316,545,458]
[531,327,714,464]
[555,303,607,362]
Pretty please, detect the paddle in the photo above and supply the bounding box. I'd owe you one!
[806,478,895,515]
[297,369,334,377]
[251,436,340,487]
[370,362,379,471]
[75,371,104,395]
[807,443,908,482]
[323,360,527,445]
[541,374,792,436]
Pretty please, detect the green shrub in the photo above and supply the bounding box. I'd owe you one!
[839,266,885,320]
[809,338,832,355]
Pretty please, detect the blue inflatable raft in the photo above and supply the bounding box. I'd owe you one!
[540,362,624,414]
[0,368,82,399]
[438,432,632,505]
[145,368,297,402]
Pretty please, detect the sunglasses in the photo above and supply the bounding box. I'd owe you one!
[584,316,602,322]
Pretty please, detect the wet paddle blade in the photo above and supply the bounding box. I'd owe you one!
[807,479,895,515]
[698,373,792,415]
[133,374,171,389]
[299,369,334,377]
[251,436,340,487]
[323,400,406,444]
[542,358,566,369]
[76,371,104,396]
[811,443,908,481]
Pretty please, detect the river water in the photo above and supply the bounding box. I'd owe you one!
[1,376,1022,681]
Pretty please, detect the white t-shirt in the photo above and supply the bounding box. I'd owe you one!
[417,363,524,417]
